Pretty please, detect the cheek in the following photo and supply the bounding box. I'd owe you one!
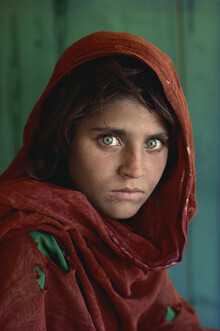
[159,153,168,172]
[69,146,114,188]
[85,154,116,185]
[148,152,168,183]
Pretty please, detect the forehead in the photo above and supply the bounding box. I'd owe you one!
[80,98,168,134]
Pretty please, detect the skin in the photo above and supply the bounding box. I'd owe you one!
[68,98,169,219]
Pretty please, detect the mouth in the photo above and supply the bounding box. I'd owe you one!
[109,187,144,201]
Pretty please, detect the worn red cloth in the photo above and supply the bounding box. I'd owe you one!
[0,31,217,330]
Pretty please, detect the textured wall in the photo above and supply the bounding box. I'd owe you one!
[0,0,219,328]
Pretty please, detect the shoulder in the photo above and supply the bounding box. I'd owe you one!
[0,233,48,329]
[0,233,48,292]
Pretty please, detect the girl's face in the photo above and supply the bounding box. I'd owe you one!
[68,98,169,219]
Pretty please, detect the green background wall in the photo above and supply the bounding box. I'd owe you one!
[0,0,219,328]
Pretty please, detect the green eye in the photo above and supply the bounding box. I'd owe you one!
[102,135,119,146]
[103,136,114,145]
[147,139,158,149]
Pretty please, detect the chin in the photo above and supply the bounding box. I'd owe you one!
[91,198,145,220]
[104,207,141,220]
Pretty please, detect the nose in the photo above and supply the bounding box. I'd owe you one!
[118,148,145,179]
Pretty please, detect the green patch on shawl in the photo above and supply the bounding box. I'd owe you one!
[164,306,177,322]
[35,265,45,290]
[27,230,69,273]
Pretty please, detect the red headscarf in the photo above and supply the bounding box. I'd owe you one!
[1,32,215,330]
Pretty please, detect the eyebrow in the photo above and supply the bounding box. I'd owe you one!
[90,127,169,139]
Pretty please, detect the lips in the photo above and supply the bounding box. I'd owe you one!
[110,187,144,201]
[115,187,143,193]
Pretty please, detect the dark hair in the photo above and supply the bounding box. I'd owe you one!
[28,55,179,186]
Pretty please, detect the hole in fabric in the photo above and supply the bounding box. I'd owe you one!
[27,230,70,273]
[164,306,177,322]
[35,264,45,290]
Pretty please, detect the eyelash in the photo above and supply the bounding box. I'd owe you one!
[98,134,168,151]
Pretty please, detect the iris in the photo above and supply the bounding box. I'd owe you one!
[147,139,157,149]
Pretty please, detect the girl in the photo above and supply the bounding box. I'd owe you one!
[0,31,216,330]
